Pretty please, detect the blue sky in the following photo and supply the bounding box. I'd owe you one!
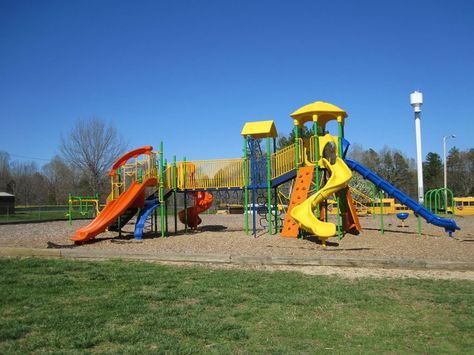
[1,0,473,165]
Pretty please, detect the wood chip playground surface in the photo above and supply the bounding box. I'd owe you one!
[0,214,473,280]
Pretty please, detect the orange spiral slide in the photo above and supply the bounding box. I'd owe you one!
[178,191,214,229]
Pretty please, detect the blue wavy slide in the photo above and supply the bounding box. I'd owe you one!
[344,158,460,235]
[134,196,160,240]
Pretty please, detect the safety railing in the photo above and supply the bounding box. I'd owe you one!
[271,139,304,179]
[349,186,372,204]
[164,164,173,190]
[307,136,316,163]
[109,153,158,200]
[176,158,245,190]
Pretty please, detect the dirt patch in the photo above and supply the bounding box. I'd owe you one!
[0,214,473,279]
[155,261,474,281]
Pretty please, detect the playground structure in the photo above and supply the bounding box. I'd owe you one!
[71,101,461,245]
[67,193,99,225]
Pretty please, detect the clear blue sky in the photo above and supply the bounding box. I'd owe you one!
[1,0,473,165]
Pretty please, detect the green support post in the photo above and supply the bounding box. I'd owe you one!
[164,159,168,234]
[165,199,168,234]
[159,141,165,238]
[68,193,72,225]
[273,137,278,234]
[95,193,99,217]
[295,125,302,239]
[336,120,344,240]
[266,137,272,234]
[244,137,249,236]
[313,120,320,218]
[337,196,342,240]
[183,157,188,233]
[295,125,300,170]
[379,190,384,235]
[337,120,344,157]
[337,119,348,217]
[371,184,376,218]
[173,156,178,234]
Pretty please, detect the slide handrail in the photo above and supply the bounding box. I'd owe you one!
[345,158,460,234]
[108,146,154,176]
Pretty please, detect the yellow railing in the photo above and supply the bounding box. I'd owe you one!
[164,164,173,189]
[109,153,158,200]
[351,198,370,214]
[349,186,372,203]
[176,158,245,189]
[307,136,316,163]
[271,139,304,179]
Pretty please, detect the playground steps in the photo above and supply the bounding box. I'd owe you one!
[281,166,314,238]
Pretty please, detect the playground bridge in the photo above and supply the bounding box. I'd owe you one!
[109,138,309,192]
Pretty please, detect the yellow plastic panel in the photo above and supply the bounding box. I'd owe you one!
[317,134,340,161]
[241,120,278,139]
[176,158,245,189]
[290,101,347,128]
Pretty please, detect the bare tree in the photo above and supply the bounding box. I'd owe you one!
[0,151,14,193]
[60,118,127,198]
[10,161,48,205]
[42,156,76,204]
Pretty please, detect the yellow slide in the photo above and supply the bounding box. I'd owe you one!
[290,157,352,244]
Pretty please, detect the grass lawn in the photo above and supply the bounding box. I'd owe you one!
[0,258,472,353]
[0,210,92,222]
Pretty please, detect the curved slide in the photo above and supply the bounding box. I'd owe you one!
[344,158,460,234]
[178,191,214,229]
[134,196,159,240]
[71,177,157,243]
[291,157,352,239]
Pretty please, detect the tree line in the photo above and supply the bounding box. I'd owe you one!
[0,118,127,205]
[0,122,472,206]
[277,129,473,199]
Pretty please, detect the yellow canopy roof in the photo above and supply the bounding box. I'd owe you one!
[241,120,278,139]
[290,101,347,127]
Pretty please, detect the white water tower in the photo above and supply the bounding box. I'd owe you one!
[410,90,424,204]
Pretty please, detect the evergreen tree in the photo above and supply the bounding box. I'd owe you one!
[423,152,443,191]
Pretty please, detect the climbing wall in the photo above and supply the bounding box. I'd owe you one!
[281,166,315,237]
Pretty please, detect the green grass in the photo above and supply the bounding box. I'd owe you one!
[0,209,93,222]
[0,258,472,353]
